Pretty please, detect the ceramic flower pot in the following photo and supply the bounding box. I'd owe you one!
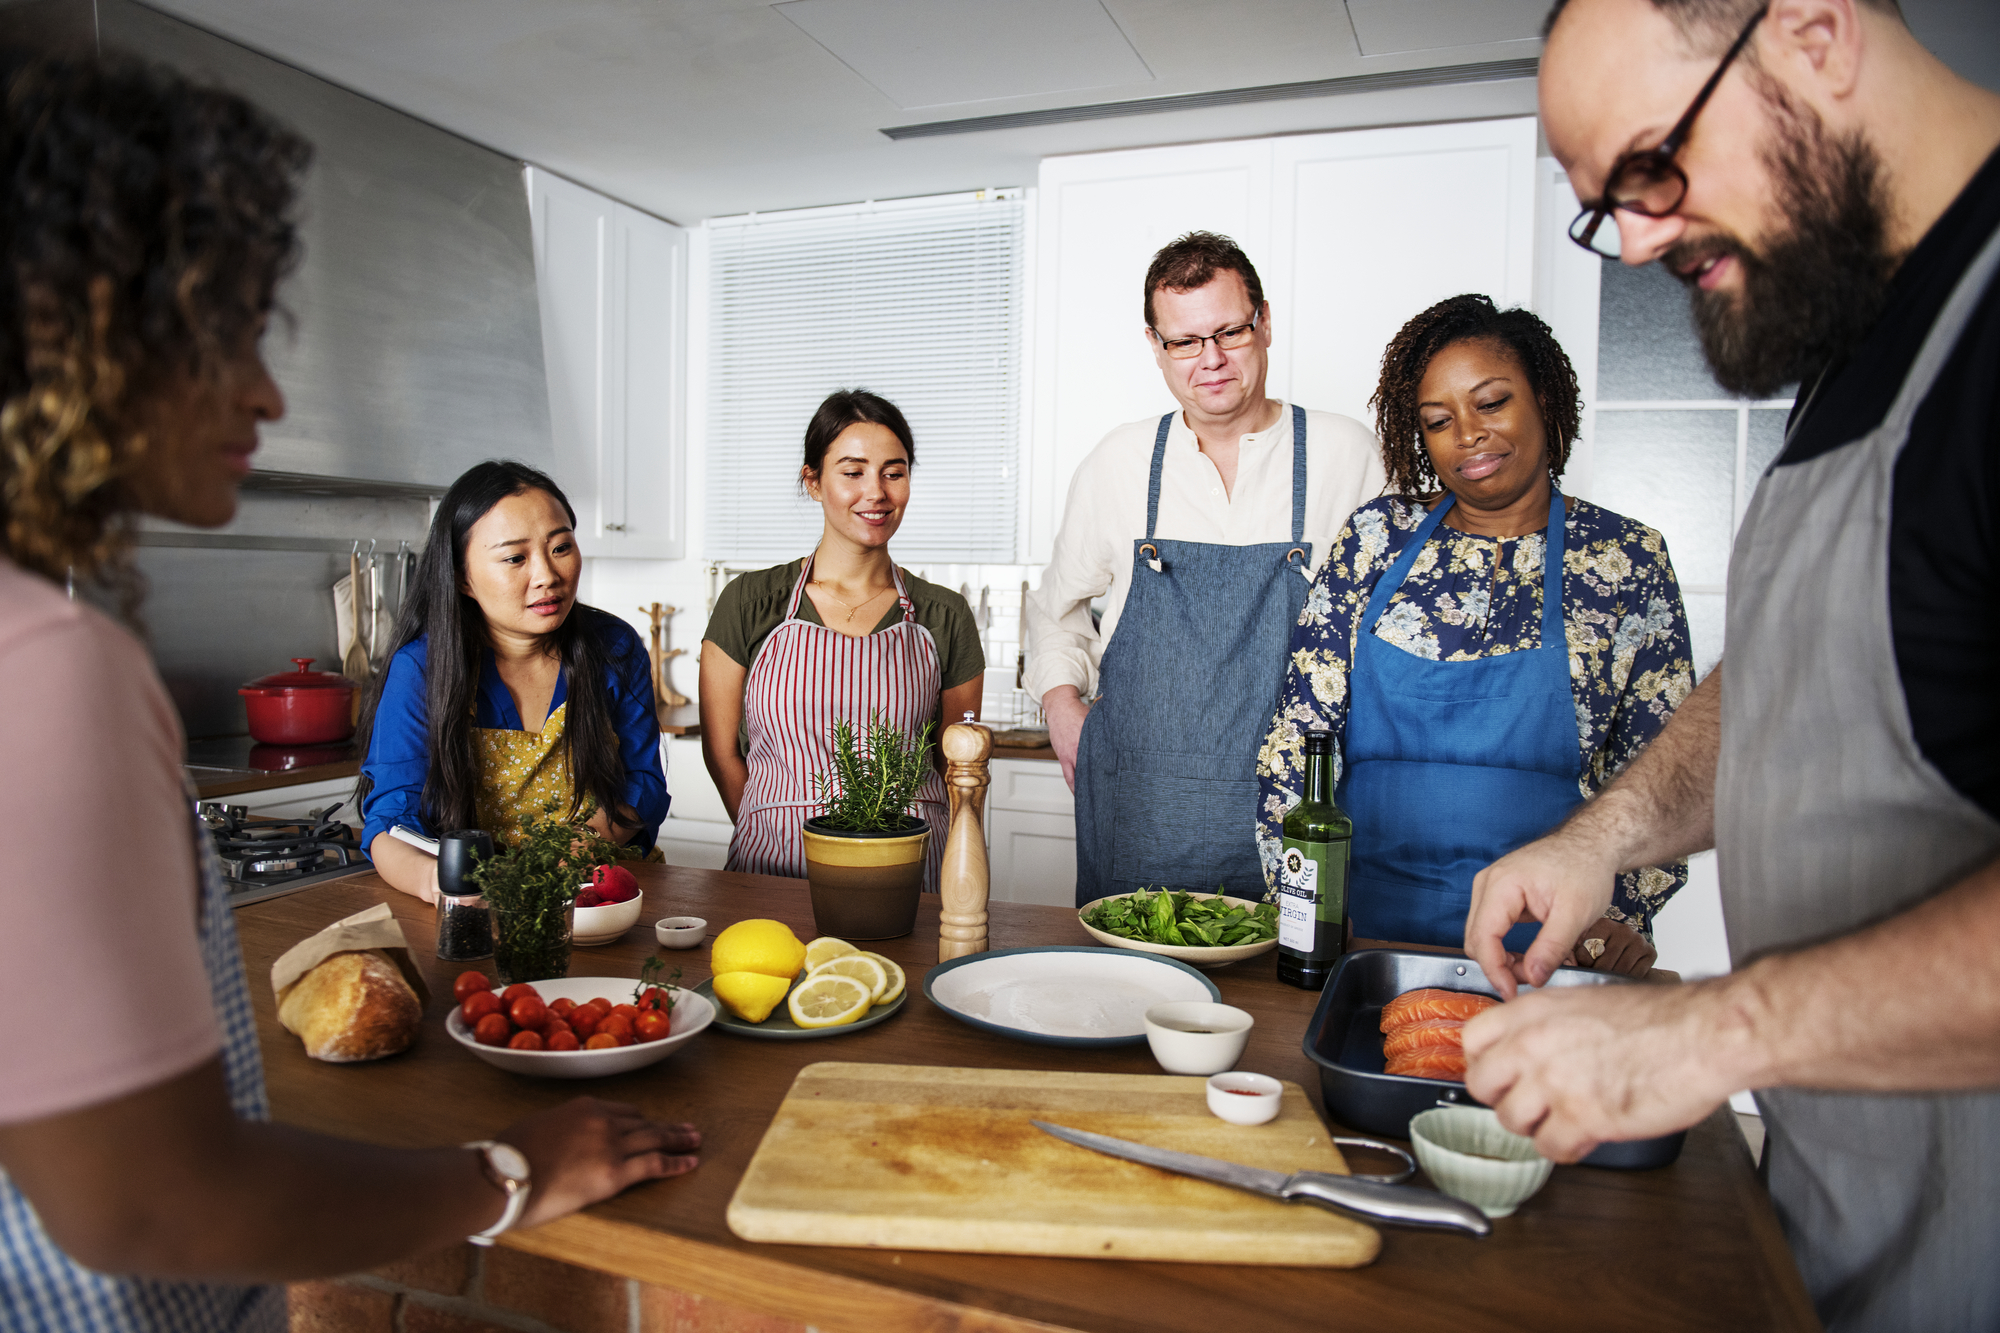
[800,816,929,940]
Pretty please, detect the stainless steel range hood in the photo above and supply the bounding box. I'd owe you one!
[96,0,557,494]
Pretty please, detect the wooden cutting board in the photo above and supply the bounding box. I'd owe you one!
[725,1062,1380,1267]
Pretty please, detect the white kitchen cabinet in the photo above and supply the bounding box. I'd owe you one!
[986,756,1077,907]
[526,167,687,559]
[1028,120,1537,562]
[658,735,731,869]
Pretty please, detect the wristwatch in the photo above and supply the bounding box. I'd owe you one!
[463,1140,532,1246]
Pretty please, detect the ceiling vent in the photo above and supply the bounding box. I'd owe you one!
[880,57,1538,140]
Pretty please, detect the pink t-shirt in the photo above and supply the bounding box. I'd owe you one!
[0,559,220,1124]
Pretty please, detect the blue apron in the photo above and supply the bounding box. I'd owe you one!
[1074,406,1312,906]
[1338,489,1579,951]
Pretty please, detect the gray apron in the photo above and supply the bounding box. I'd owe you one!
[1716,220,2000,1332]
[1073,406,1311,906]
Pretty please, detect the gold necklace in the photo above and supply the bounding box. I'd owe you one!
[810,580,893,624]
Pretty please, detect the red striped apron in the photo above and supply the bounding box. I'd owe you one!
[726,558,950,891]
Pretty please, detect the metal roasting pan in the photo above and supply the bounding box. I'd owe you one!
[1303,949,1687,1170]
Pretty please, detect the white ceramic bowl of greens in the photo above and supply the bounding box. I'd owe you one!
[1077,890,1280,969]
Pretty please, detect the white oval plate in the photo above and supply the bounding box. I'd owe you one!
[923,946,1219,1047]
[446,977,713,1078]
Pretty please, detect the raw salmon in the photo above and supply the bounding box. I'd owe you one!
[1378,988,1496,1032]
[1385,1049,1468,1081]
[1381,1017,1465,1059]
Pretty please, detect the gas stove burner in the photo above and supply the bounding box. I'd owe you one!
[200,800,368,905]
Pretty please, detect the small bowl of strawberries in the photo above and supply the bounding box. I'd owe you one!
[571,863,643,946]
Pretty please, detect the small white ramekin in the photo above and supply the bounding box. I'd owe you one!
[654,916,707,949]
[1206,1071,1283,1125]
[1143,1001,1253,1075]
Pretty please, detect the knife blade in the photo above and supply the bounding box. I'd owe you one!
[1031,1121,1491,1237]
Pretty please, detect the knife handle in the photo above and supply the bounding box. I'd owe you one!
[1280,1173,1492,1237]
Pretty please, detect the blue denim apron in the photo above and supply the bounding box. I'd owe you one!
[1338,489,1578,950]
[1074,406,1311,906]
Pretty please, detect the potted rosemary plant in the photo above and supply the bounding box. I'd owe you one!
[801,713,935,940]
[471,807,619,984]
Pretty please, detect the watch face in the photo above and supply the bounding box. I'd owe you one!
[488,1142,530,1183]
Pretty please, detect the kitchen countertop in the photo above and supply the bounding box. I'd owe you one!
[233,866,1819,1333]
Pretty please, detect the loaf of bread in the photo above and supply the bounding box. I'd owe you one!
[276,949,422,1062]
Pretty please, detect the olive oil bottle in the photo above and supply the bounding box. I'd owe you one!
[1276,729,1351,990]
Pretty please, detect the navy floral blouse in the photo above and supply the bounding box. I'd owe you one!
[1256,495,1696,935]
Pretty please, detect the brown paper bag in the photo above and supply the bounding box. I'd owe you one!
[270,901,430,1007]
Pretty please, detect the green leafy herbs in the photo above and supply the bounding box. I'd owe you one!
[809,712,935,834]
[470,806,620,984]
[1082,887,1279,948]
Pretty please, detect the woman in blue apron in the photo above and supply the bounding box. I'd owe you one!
[1255,295,1696,970]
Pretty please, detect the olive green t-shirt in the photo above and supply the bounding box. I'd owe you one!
[705,560,986,750]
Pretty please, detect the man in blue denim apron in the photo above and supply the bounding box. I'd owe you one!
[1026,233,1385,907]
[1460,3,2000,1328]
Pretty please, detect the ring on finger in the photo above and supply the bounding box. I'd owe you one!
[1581,937,1606,961]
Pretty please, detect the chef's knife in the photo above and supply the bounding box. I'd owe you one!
[1031,1121,1491,1237]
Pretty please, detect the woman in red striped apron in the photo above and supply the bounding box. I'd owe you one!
[699,390,986,892]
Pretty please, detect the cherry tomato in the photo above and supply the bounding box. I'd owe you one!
[567,1008,600,1038]
[507,1029,545,1051]
[583,1032,619,1050]
[611,1003,640,1022]
[509,996,547,1031]
[546,1029,580,1052]
[547,997,576,1017]
[500,983,542,1006]
[585,996,614,1016]
[460,991,503,1024]
[472,1013,512,1046]
[634,1010,672,1043]
[633,986,664,1011]
[598,1013,634,1042]
[542,1019,573,1044]
[452,971,493,1003]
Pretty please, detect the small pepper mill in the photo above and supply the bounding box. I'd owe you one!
[938,716,992,962]
[435,828,495,961]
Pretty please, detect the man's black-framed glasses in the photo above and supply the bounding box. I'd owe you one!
[1151,309,1261,359]
[1567,4,1768,259]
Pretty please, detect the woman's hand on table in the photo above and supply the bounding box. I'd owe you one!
[368,832,442,905]
[500,1097,701,1231]
[1564,917,1657,978]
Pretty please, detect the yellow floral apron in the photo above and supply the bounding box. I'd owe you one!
[471,706,665,860]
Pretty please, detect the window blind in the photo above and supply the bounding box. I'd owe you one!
[705,192,1024,564]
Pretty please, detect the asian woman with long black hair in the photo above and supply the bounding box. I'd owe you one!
[360,460,668,903]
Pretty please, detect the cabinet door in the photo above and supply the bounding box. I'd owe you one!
[525,167,686,559]
[987,808,1078,908]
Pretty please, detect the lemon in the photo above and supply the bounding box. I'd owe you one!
[711,919,807,980]
[786,974,872,1028]
[858,951,906,1006]
[804,936,859,971]
[711,971,793,1023]
[808,953,888,1002]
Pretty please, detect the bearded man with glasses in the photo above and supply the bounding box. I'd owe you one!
[1026,231,1383,907]
[1457,2,2000,1328]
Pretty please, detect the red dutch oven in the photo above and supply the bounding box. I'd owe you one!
[239,658,359,745]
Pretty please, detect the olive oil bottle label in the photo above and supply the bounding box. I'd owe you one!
[1278,838,1346,956]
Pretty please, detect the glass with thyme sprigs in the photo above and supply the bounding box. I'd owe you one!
[471,807,620,985]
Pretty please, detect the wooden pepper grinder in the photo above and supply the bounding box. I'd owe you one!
[938,716,992,962]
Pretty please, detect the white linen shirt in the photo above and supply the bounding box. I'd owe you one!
[1026,401,1385,700]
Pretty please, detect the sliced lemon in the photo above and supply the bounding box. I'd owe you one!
[711,971,792,1024]
[857,951,906,1006]
[804,936,859,971]
[808,953,888,1002]
[786,973,872,1028]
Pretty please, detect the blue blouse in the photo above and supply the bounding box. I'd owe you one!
[359,612,669,853]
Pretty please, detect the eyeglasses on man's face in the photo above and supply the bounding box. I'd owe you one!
[1151,309,1261,359]
[1567,4,1769,259]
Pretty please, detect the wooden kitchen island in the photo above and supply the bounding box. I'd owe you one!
[235,864,1820,1333]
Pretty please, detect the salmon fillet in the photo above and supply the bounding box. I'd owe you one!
[1381,1017,1465,1059]
[1379,988,1497,1032]
[1385,1048,1468,1081]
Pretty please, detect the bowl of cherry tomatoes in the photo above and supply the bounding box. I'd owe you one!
[445,971,714,1078]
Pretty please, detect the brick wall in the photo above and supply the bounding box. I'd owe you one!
[289,1244,812,1333]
